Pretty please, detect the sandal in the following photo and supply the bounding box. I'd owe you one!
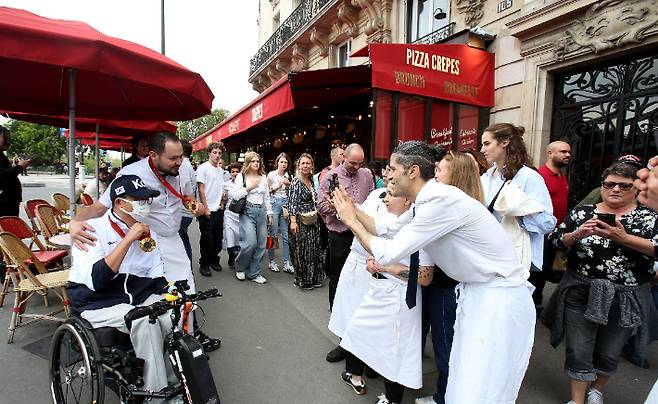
[195,331,221,352]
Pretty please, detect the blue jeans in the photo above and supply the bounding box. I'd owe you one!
[235,202,268,279]
[178,216,193,263]
[422,284,457,404]
[268,197,290,263]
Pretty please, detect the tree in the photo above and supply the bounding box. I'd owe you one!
[176,108,229,141]
[4,120,66,166]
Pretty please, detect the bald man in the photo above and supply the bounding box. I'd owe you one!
[535,140,571,311]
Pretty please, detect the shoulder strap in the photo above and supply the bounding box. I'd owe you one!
[487,181,506,213]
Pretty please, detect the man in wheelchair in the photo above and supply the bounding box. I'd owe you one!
[67,175,176,397]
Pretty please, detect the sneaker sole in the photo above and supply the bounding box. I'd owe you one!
[342,376,366,395]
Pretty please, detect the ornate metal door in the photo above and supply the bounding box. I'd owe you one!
[551,52,658,207]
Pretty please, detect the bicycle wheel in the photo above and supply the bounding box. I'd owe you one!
[49,319,105,404]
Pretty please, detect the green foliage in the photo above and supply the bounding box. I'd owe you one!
[4,120,66,166]
[176,108,229,141]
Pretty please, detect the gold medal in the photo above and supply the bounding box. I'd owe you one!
[185,199,197,213]
[139,237,156,252]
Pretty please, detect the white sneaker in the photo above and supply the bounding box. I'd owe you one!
[282,260,294,274]
[415,396,437,404]
[376,393,398,404]
[269,261,280,272]
[586,388,604,404]
[235,272,246,281]
[252,275,267,284]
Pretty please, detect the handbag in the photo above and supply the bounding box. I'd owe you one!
[228,175,247,214]
[299,210,318,225]
[266,235,279,250]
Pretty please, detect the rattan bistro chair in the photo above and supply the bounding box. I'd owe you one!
[79,193,94,206]
[52,193,70,212]
[23,198,51,235]
[36,204,68,241]
[0,232,70,343]
[0,216,68,307]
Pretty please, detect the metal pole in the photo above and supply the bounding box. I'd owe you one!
[95,123,100,199]
[121,140,125,161]
[161,0,165,55]
[68,69,76,217]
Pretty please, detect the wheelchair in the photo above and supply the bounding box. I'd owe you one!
[49,282,221,404]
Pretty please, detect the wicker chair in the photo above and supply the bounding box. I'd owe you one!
[79,193,94,206]
[0,216,68,306]
[36,204,69,245]
[23,198,51,235]
[0,232,70,343]
[52,193,70,211]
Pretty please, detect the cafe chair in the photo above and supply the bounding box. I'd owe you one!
[52,193,70,212]
[79,193,94,206]
[0,217,68,307]
[0,232,70,343]
[36,205,69,246]
[23,198,51,236]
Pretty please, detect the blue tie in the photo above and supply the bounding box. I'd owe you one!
[405,207,419,309]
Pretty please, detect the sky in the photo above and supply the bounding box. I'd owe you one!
[0,0,260,115]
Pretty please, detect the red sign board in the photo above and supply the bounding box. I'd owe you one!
[369,43,494,108]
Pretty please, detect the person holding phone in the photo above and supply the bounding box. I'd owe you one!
[543,162,658,404]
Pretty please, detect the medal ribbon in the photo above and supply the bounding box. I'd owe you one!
[108,216,151,242]
[148,157,186,202]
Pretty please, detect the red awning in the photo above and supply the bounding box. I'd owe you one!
[191,65,372,151]
[3,111,176,135]
[80,138,132,152]
[366,43,494,108]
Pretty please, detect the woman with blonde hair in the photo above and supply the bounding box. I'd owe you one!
[288,153,324,289]
[435,151,485,203]
[233,151,272,284]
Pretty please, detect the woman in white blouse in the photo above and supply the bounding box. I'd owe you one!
[233,151,273,284]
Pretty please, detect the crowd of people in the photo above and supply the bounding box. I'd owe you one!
[40,120,657,404]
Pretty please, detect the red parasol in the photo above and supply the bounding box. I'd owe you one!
[0,7,214,213]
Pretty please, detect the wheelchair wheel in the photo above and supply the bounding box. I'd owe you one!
[49,319,105,404]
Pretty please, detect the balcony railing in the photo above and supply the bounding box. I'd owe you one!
[412,22,456,45]
[249,0,335,79]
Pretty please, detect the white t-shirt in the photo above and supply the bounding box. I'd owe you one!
[232,173,272,214]
[100,158,183,237]
[179,158,196,219]
[267,170,290,199]
[196,161,226,212]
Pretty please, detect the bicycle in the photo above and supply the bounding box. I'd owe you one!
[49,281,221,404]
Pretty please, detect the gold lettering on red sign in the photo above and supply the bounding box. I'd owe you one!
[444,81,479,98]
[228,119,240,134]
[394,70,426,88]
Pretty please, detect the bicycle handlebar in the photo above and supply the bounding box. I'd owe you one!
[124,287,221,330]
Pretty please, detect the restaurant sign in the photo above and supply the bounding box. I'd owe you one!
[368,43,494,108]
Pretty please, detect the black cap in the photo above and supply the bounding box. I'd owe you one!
[614,154,643,169]
[110,175,160,201]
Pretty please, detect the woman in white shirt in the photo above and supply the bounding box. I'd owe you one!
[233,151,273,284]
[267,153,293,273]
[223,162,242,267]
[480,123,556,309]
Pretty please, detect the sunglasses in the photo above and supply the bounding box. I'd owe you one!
[602,181,634,191]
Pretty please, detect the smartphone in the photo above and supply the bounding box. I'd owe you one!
[596,213,616,227]
[328,173,339,193]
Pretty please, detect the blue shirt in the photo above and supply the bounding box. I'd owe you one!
[481,164,556,270]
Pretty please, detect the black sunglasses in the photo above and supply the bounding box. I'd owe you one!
[602,181,634,191]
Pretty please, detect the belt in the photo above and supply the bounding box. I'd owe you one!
[372,272,387,280]
[246,201,262,207]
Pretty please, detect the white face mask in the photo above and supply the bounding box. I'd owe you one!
[119,198,151,222]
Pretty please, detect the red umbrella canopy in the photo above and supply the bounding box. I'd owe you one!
[2,111,177,136]
[0,7,214,121]
[80,138,132,152]
[63,129,135,141]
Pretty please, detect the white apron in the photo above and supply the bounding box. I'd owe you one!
[445,278,535,404]
[328,252,372,338]
[158,234,195,294]
[223,209,240,249]
[340,274,423,389]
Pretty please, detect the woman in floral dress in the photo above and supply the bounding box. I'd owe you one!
[543,162,658,404]
[288,153,324,289]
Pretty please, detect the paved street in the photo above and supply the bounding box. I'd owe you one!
[0,174,657,403]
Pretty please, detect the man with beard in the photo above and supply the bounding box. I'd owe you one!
[69,132,222,352]
[535,140,571,308]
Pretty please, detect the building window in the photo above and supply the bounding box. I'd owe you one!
[407,0,432,42]
[273,12,280,30]
[337,40,352,68]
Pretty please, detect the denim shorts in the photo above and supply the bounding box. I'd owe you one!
[563,285,635,381]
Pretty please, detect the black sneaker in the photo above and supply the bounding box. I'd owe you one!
[326,345,346,362]
[341,371,367,395]
[210,262,223,272]
[199,265,211,277]
[195,331,221,352]
[227,257,235,267]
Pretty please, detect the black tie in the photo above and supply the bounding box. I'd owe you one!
[405,207,419,309]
